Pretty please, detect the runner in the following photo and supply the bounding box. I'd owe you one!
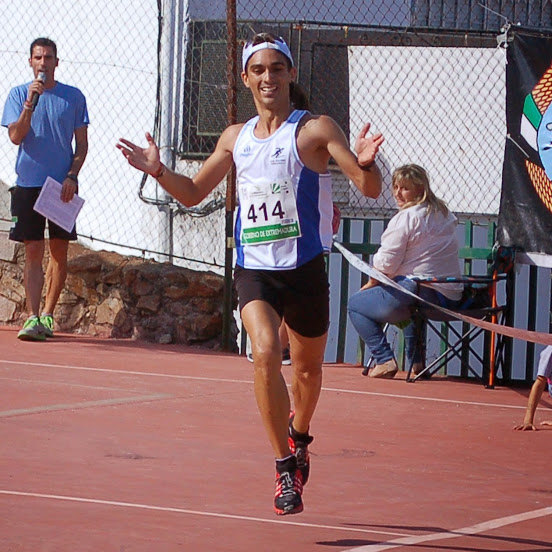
[117,32,383,515]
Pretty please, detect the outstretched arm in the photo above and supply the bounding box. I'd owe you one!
[117,127,239,207]
[513,376,548,431]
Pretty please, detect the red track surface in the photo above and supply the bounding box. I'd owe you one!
[1,326,551,551]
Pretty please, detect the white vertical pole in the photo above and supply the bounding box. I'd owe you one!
[157,0,178,261]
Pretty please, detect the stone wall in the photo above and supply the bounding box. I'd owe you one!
[0,183,235,348]
[0,237,234,348]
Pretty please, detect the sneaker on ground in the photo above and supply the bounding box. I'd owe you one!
[17,316,47,342]
[274,457,303,515]
[40,315,54,338]
[281,347,292,365]
[288,412,314,485]
[247,349,291,365]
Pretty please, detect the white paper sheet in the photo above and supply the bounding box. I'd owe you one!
[33,176,85,233]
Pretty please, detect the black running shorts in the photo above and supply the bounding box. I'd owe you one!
[234,253,330,338]
[9,185,78,242]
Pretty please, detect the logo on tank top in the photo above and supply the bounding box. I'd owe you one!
[240,145,252,157]
[270,147,286,165]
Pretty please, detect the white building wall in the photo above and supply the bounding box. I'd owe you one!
[0,0,169,259]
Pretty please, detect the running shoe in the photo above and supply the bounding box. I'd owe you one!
[17,316,47,341]
[281,347,292,365]
[40,314,54,338]
[288,412,314,485]
[274,457,303,515]
[247,349,292,365]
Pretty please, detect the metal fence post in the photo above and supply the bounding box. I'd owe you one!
[222,0,238,351]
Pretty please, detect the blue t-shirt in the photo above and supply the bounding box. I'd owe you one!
[1,81,89,187]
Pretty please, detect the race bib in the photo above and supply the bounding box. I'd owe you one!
[239,179,301,245]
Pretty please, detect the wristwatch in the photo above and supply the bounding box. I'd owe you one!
[67,173,78,183]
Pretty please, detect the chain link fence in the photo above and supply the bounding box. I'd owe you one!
[179,20,507,222]
[0,0,227,275]
[1,1,551,365]
[1,1,550,271]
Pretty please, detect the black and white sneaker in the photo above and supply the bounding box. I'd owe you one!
[274,456,303,515]
[281,348,292,365]
[247,348,292,365]
[288,412,314,485]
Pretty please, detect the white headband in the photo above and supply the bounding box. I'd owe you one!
[242,38,294,71]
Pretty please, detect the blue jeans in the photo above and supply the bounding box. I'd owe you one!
[347,276,459,366]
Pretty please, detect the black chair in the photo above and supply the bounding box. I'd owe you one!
[406,246,515,387]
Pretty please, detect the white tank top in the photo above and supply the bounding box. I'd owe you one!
[233,110,333,270]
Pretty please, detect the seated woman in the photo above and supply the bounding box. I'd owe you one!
[347,164,463,378]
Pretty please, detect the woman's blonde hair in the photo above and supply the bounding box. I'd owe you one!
[392,164,449,216]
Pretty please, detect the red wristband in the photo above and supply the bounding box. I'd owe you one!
[358,160,375,171]
[151,163,165,179]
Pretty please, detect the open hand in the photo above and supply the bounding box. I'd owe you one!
[360,277,380,291]
[354,122,384,167]
[513,422,537,431]
[117,132,161,176]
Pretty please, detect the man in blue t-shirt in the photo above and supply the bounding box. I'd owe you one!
[1,37,89,341]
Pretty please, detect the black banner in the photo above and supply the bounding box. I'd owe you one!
[497,31,552,255]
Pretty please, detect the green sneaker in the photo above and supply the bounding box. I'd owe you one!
[40,315,54,338]
[17,316,47,341]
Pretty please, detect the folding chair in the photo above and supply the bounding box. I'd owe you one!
[406,245,515,387]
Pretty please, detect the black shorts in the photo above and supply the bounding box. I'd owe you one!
[234,253,330,338]
[9,185,78,242]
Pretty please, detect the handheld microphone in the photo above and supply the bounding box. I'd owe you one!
[30,71,46,110]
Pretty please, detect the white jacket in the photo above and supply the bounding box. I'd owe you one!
[373,204,463,300]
